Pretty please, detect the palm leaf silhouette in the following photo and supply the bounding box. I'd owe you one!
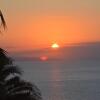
[0,48,12,66]
[0,10,6,30]
[0,10,42,100]
[0,49,21,81]
[0,49,22,100]
[0,65,21,81]
[5,77,42,100]
[0,49,42,100]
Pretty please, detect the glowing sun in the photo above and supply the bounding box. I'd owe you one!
[51,43,59,49]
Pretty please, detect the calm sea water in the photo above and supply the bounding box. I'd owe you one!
[15,60,100,100]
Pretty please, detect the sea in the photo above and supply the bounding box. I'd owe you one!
[15,60,100,100]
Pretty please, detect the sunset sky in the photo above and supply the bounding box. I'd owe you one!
[0,0,100,50]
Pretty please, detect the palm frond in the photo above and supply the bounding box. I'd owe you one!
[0,10,6,29]
[6,79,42,100]
[0,48,12,66]
[0,66,22,80]
[5,76,20,86]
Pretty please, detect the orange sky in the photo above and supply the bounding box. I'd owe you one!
[0,0,100,50]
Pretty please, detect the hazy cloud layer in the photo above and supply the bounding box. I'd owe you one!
[8,42,100,61]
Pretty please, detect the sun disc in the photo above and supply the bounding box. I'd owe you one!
[51,43,59,49]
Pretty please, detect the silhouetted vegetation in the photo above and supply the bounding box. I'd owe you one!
[0,48,21,100]
[0,10,6,31]
[0,10,42,100]
[0,49,42,100]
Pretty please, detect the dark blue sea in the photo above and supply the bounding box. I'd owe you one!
[15,60,100,100]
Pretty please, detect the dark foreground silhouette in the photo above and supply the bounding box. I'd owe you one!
[0,48,42,100]
[0,10,6,31]
[0,10,42,100]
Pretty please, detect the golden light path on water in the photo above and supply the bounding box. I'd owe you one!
[49,63,65,100]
